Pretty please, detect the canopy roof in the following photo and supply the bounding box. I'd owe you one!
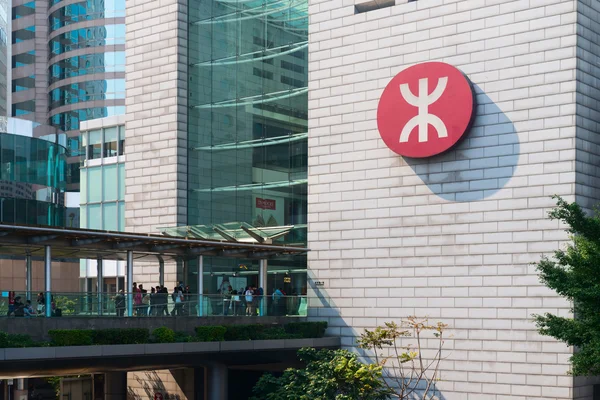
[0,224,308,262]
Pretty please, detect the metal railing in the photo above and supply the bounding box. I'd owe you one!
[0,291,309,318]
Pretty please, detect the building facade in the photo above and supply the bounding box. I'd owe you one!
[11,0,126,191]
[306,0,600,399]
[125,0,309,292]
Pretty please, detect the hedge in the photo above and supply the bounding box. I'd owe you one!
[284,321,328,338]
[2,321,328,348]
[153,327,176,343]
[0,332,38,348]
[195,326,226,342]
[48,330,93,346]
[48,328,149,346]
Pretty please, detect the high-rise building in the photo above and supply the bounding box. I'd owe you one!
[11,0,125,190]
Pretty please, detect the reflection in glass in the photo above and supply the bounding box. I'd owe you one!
[88,203,102,229]
[50,106,125,132]
[49,0,125,31]
[88,166,101,202]
[49,52,125,84]
[49,79,125,110]
[49,25,125,57]
[186,0,308,289]
[103,164,117,201]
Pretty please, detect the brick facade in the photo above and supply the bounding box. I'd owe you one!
[307,0,596,398]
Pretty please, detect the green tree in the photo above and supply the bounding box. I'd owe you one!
[250,348,392,400]
[535,196,600,375]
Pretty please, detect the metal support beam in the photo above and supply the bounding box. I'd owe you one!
[97,258,103,316]
[182,258,188,286]
[259,259,267,316]
[197,255,204,317]
[158,258,164,287]
[206,363,228,400]
[25,254,31,301]
[44,246,51,317]
[126,250,133,317]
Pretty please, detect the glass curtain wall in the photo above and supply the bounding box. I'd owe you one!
[187,0,308,297]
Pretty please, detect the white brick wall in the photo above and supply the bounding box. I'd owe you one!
[307,0,591,398]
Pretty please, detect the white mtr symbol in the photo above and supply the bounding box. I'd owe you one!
[399,77,448,143]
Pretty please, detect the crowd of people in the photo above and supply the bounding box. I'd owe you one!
[113,283,194,316]
[5,291,56,317]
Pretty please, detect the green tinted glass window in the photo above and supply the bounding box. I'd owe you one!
[118,201,124,231]
[103,202,117,231]
[88,203,102,229]
[88,167,102,202]
[118,163,125,200]
[80,167,87,203]
[80,205,87,228]
[103,164,118,201]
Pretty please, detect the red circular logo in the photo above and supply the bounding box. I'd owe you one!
[377,62,475,158]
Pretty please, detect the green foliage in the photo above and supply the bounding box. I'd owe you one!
[250,348,391,400]
[153,327,176,343]
[174,331,194,343]
[195,326,226,342]
[284,321,327,338]
[91,328,149,345]
[48,330,93,346]
[53,296,77,315]
[223,324,264,341]
[534,196,600,376]
[0,331,37,348]
[48,328,149,346]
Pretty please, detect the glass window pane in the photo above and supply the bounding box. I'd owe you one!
[80,205,87,228]
[118,125,125,155]
[88,167,102,202]
[88,203,102,229]
[118,201,124,231]
[118,163,125,201]
[103,164,118,201]
[88,130,101,159]
[80,167,87,203]
[104,127,118,157]
[103,202,117,231]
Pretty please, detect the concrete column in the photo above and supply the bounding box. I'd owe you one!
[206,364,227,400]
[126,250,133,317]
[25,254,31,301]
[44,245,51,317]
[197,255,203,317]
[104,371,127,400]
[259,259,267,316]
[97,258,103,316]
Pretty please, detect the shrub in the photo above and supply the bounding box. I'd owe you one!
[0,331,36,348]
[195,326,226,342]
[223,324,265,341]
[256,326,301,340]
[153,327,175,343]
[284,321,328,338]
[48,330,93,346]
[174,331,194,343]
[92,328,149,345]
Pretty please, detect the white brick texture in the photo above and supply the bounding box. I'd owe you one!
[307,0,594,399]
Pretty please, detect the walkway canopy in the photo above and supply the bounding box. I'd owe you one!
[0,223,308,262]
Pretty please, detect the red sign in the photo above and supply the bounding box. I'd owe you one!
[256,197,276,210]
[377,62,475,158]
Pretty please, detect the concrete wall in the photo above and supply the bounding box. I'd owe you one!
[307,0,583,398]
[128,369,194,400]
[124,0,188,287]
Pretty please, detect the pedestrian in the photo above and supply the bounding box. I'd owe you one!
[142,289,150,316]
[245,286,254,316]
[172,286,183,316]
[149,287,156,316]
[36,292,45,314]
[133,283,142,316]
[272,288,284,316]
[7,291,15,316]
